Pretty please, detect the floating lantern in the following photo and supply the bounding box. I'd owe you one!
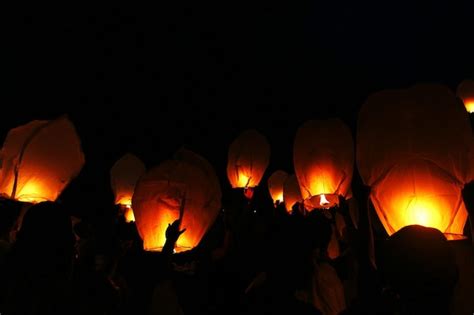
[227,129,270,189]
[0,116,85,203]
[267,170,288,205]
[456,79,474,113]
[294,119,354,210]
[132,149,221,252]
[357,84,474,239]
[283,174,303,213]
[110,153,146,222]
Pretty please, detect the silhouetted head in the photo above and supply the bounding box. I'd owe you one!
[381,225,458,314]
[0,198,22,241]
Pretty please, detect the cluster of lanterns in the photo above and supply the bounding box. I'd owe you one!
[1,82,473,253]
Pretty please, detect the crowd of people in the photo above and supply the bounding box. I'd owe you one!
[0,179,473,315]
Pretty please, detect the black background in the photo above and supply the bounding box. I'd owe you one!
[9,2,474,217]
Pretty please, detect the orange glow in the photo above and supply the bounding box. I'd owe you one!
[15,180,51,203]
[283,174,302,213]
[133,150,221,252]
[370,160,468,237]
[267,170,288,205]
[124,206,135,223]
[294,120,354,210]
[227,130,270,188]
[464,100,474,113]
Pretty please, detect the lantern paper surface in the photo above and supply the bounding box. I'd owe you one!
[456,79,474,113]
[283,174,302,212]
[0,117,85,203]
[227,129,270,188]
[110,153,146,222]
[267,170,288,204]
[357,84,474,237]
[294,119,354,210]
[132,149,221,252]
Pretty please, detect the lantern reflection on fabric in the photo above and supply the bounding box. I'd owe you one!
[227,129,270,189]
[110,153,146,222]
[0,116,85,203]
[357,84,474,238]
[294,119,354,210]
[283,174,303,213]
[268,170,288,205]
[132,149,221,252]
[456,79,474,113]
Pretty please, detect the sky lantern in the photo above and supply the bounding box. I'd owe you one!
[357,84,474,239]
[0,116,85,203]
[227,129,270,190]
[294,119,354,211]
[267,170,288,205]
[110,153,146,223]
[283,174,303,213]
[456,79,474,113]
[132,148,221,252]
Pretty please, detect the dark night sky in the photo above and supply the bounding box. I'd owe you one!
[9,2,474,216]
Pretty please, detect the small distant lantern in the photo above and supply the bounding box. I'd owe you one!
[456,79,474,113]
[283,174,303,213]
[132,149,221,252]
[267,170,288,206]
[110,153,146,223]
[227,129,270,190]
[293,119,354,211]
[0,116,85,203]
[357,84,474,239]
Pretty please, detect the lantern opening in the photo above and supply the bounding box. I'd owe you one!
[320,194,330,207]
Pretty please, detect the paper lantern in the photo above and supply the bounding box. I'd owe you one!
[294,119,354,210]
[267,170,288,205]
[283,174,302,213]
[0,116,85,203]
[456,79,474,113]
[357,84,474,239]
[227,129,270,188]
[132,149,221,252]
[110,153,146,222]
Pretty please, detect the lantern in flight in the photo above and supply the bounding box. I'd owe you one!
[110,153,146,222]
[456,79,474,113]
[0,116,85,203]
[294,119,354,210]
[267,170,288,205]
[357,84,474,239]
[227,129,270,189]
[283,174,303,213]
[132,148,221,252]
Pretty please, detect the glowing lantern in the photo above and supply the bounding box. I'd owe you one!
[110,153,146,223]
[283,174,303,213]
[132,149,221,252]
[227,129,270,189]
[267,170,288,205]
[357,84,474,239]
[294,119,354,210]
[0,116,85,203]
[456,79,474,113]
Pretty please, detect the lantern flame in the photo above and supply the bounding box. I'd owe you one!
[319,194,330,207]
[465,100,474,113]
[124,207,135,223]
[237,175,251,188]
[15,181,50,203]
[405,197,442,229]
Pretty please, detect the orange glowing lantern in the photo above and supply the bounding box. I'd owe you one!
[110,153,146,223]
[456,79,474,113]
[227,129,270,189]
[132,149,221,252]
[357,84,474,239]
[283,174,303,213]
[267,170,288,205]
[294,119,354,211]
[0,116,85,203]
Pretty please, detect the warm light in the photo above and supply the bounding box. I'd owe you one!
[124,206,135,223]
[237,174,251,188]
[405,197,442,228]
[16,181,50,203]
[465,100,474,113]
[320,194,330,207]
[275,193,283,204]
